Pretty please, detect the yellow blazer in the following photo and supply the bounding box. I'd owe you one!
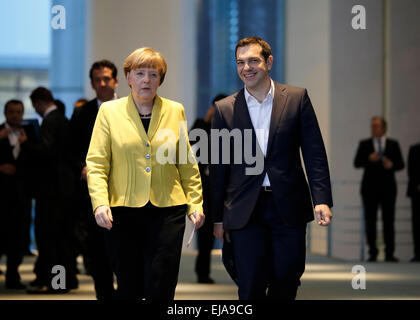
[86,93,203,215]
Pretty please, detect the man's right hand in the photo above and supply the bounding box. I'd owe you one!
[0,127,10,139]
[0,164,16,175]
[368,152,380,162]
[214,223,230,243]
[81,166,87,181]
[94,205,113,230]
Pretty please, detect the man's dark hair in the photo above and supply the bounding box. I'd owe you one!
[89,59,118,81]
[212,93,228,105]
[372,116,387,130]
[235,37,272,61]
[30,87,54,103]
[4,99,24,114]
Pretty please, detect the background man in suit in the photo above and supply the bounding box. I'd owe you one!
[210,37,333,300]
[0,100,36,289]
[70,60,118,299]
[407,143,420,262]
[190,93,227,284]
[354,116,404,262]
[24,87,77,293]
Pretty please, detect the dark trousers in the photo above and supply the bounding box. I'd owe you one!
[0,202,26,284]
[105,203,186,300]
[230,191,307,300]
[411,196,420,258]
[195,204,214,280]
[362,192,396,258]
[33,196,77,288]
[0,180,31,284]
[76,194,115,300]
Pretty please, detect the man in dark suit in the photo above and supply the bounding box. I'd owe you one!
[354,116,404,262]
[23,87,77,293]
[210,37,333,300]
[407,143,420,262]
[190,93,227,284]
[69,60,118,299]
[0,100,36,289]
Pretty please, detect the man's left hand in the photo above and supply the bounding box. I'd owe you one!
[382,156,393,170]
[188,211,205,230]
[314,204,332,226]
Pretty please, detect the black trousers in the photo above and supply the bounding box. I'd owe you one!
[33,195,77,287]
[0,179,30,284]
[362,192,396,258]
[230,191,307,300]
[76,192,115,300]
[105,203,186,300]
[411,196,420,258]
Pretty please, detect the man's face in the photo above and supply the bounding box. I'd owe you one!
[236,44,273,91]
[91,67,118,102]
[5,103,24,127]
[371,118,386,138]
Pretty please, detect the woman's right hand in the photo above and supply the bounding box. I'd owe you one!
[94,205,113,230]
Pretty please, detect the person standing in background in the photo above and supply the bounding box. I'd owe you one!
[70,60,119,299]
[354,116,404,262]
[190,93,227,284]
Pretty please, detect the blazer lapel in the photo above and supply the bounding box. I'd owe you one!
[147,96,163,141]
[126,94,149,142]
[126,94,164,142]
[234,89,264,159]
[266,82,288,157]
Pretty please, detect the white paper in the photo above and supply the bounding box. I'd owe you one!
[186,220,196,248]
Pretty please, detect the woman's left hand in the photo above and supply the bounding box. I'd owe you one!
[188,211,205,230]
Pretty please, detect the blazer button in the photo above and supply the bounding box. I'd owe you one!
[145,167,151,172]
[145,142,150,147]
[145,154,151,159]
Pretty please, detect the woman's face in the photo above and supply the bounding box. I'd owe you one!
[127,67,161,104]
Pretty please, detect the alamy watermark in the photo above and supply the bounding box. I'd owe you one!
[154,122,264,175]
[51,5,66,30]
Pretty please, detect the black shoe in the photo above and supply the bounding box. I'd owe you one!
[26,285,69,294]
[198,277,215,284]
[29,278,44,287]
[410,256,420,262]
[6,281,26,290]
[367,256,377,262]
[385,256,399,262]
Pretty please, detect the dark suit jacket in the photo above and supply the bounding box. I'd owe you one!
[70,98,99,174]
[407,143,420,198]
[210,82,333,229]
[354,138,404,197]
[22,109,74,200]
[0,122,38,199]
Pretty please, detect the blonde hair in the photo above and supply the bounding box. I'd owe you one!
[124,47,167,84]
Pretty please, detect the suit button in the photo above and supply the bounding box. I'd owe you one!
[145,167,151,172]
[145,142,150,147]
[145,154,151,159]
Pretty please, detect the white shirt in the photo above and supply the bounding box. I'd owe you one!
[97,93,118,109]
[43,105,58,118]
[373,136,386,154]
[5,123,21,159]
[244,79,275,187]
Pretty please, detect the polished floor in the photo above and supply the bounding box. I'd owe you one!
[1,251,420,300]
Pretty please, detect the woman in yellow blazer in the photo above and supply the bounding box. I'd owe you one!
[86,47,204,300]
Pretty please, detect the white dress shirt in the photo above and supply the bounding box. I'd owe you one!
[244,79,275,187]
[5,123,21,159]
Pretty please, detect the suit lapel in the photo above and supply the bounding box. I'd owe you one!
[126,93,163,142]
[234,89,255,131]
[266,82,288,158]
